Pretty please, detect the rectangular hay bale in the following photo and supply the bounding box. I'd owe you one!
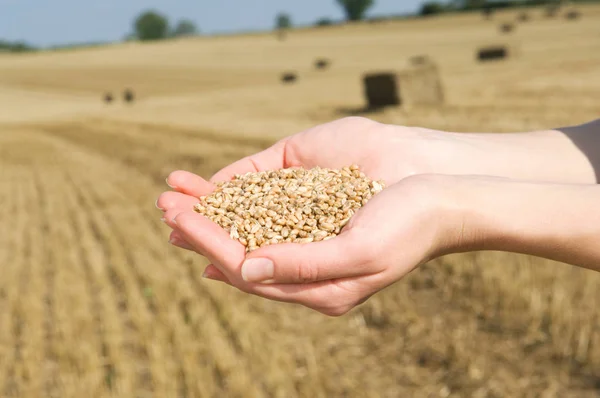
[477,46,508,62]
[397,64,445,106]
[363,73,401,108]
[362,64,444,109]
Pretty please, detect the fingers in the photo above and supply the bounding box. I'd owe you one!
[166,171,216,198]
[242,278,373,317]
[157,191,200,214]
[239,230,382,285]
[202,264,231,284]
[173,211,246,280]
[210,139,289,183]
[168,230,197,252]
[201,263,364,316]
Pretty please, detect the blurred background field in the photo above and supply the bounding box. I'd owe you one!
[1,1,600,397]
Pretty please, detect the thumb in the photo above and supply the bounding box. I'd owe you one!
[240,231,376,284]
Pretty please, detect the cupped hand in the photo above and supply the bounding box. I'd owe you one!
[157,168,458,316]
[158,116,428,252]
[156,117,462,315]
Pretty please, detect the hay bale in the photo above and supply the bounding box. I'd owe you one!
[315,59,330,70]
[397,63,444,106]
[545,5,560,18]
[477,46,509,62]
[103,92,114,104]
[499,23,515,34]
[281,72,297,84]
[123,89,135,103]
[363,73,400,108]
[482,7,495,20]
[362,64,444,109]
[410,55,430,67]
[565,10,581,20]
[517,12,530,22]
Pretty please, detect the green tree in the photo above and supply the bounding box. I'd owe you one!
[452,0,489,10]
[134,10,169,41]
[276,13,292,30]
[336,0,374,21]
[315,17,334,27]
[171,19,199,37]
[420,1,446,15]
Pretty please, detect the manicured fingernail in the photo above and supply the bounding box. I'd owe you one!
[241,258,274,283]
[166,177,176,189]
[155,199,164,210]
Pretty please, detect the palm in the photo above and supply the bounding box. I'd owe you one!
[210,117,422,187]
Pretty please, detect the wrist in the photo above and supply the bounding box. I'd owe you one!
[398,174,472,260]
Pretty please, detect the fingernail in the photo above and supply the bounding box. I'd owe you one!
[171,217,178,226]
[155,199,164,210]
[202,272,219,281]
[160,217,167,224]
[241,258,274,283]
[166,177,176,189]
[202,269,218,279]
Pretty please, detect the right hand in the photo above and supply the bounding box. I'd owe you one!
[160,173,462,316]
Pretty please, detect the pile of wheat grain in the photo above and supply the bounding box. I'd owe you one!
[194,165,385,252]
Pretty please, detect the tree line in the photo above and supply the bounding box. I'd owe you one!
[0,40,35,53]
[2,0,598,52]
[419,0,597,16]
[135,1,375,41]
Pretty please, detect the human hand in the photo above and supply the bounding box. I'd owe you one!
[157,172,459,316]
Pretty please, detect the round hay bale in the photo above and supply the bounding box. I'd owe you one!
[123,89,135,104]
[281,72,297,84]
[499,23,515,34]
[477,46,509,62]
[314,58,330,70]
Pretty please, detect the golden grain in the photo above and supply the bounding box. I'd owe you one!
[194,165,385,252]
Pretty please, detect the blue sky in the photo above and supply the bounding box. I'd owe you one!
[0,0,424,47]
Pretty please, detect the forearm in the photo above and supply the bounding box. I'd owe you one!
[451,178,600,271]
[414,119,599,184]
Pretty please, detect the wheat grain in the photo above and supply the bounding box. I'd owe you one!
[194,165,385,252]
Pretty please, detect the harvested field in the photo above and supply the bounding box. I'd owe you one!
[1,4,600,397]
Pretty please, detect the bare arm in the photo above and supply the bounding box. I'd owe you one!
[445,177,600,271]
[414,119,600,184]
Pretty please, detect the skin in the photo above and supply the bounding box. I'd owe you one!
[156,117,600,316]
